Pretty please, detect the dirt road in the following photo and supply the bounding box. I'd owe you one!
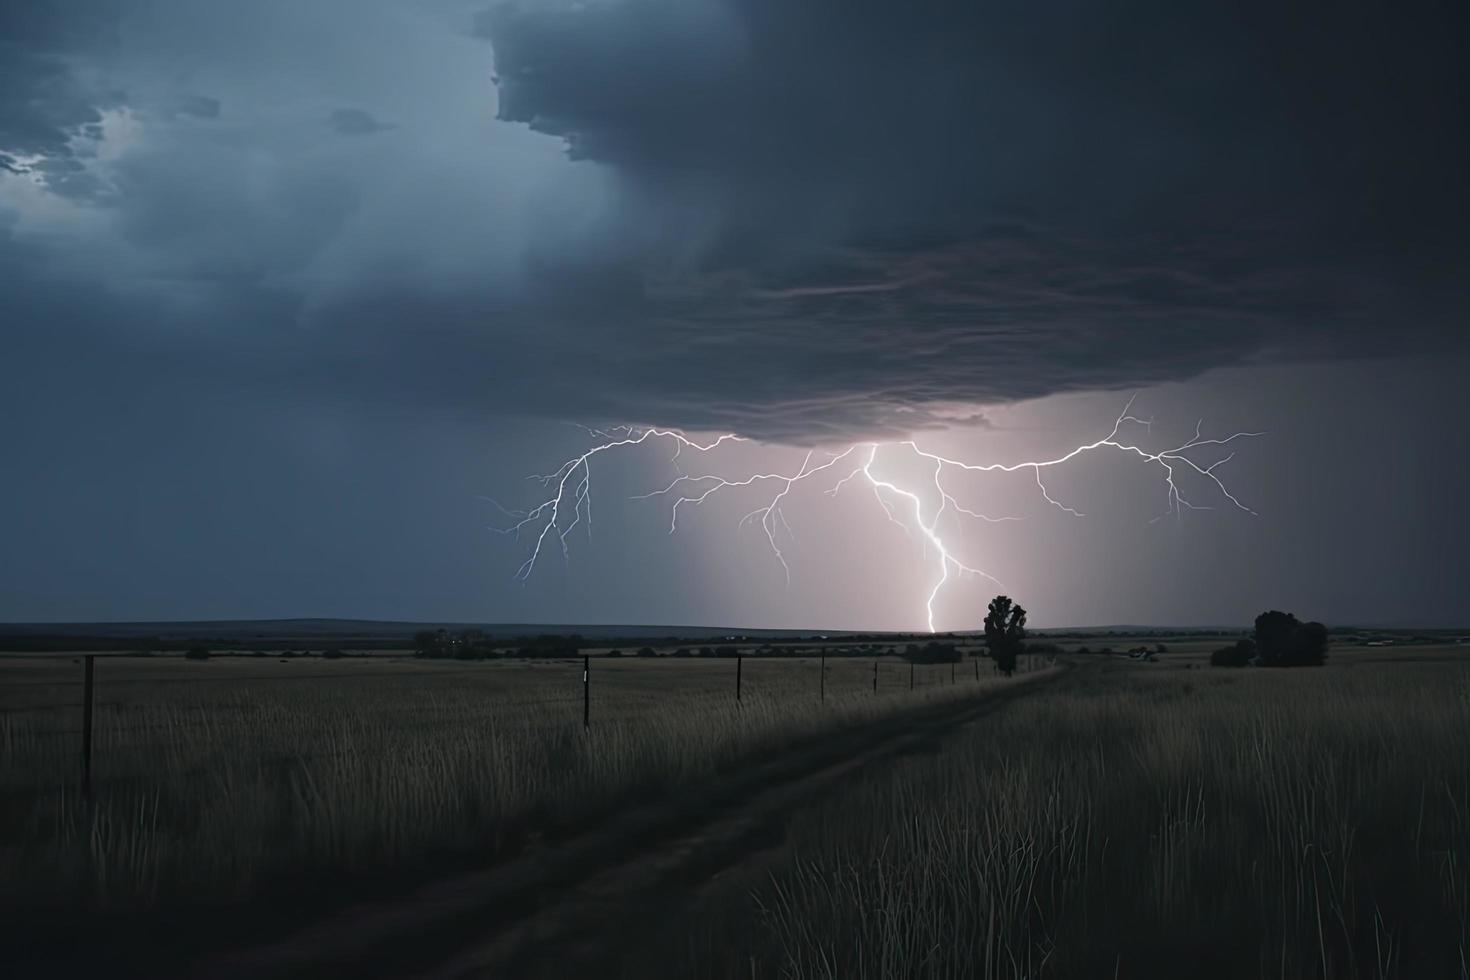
[197,665,1069,979]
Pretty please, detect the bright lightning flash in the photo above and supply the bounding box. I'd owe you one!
[489,399,1263,632]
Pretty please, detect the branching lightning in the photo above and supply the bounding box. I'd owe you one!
[489,398,1264,632]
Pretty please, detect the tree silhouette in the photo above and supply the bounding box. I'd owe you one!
[983,595,1027,677]
[1253,610,1329,667]
[1294,621,1329,666]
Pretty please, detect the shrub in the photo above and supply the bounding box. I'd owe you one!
[413,630,447,657]
[605,649,623,658]
[637,646,658,658]
[1210,639,1255,668]
[673,648,692,658]
[322,648,346,660]
[184,646,211,661]
[909,641,960,664]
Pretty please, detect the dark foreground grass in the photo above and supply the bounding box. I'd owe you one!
[616,661,1470,979]
[0,654,1035,968]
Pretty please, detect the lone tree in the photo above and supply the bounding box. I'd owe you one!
[1253,611,1329,667]
[983,595,1027,677]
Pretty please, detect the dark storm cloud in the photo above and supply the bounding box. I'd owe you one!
[3,0,1468,627]
[0,44,118,197]
[1,0,1466,445]
[277,225,1381,442]
[327,107,392,135]
[483,0,1469,247]
[460,0,1469,437]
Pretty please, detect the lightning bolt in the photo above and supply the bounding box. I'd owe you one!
[491,398,1264,632]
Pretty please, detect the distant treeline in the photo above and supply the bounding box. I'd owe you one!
[10,623,1452,657]
[0,635,407,653]
[410,630,982,663]
[0,635,260,653]
[0,628,969,655]
[413,631,582,659]
[1029,629,1232,639]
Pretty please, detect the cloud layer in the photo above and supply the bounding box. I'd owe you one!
[2,0,1466,443]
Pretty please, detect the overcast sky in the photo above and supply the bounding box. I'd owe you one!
[2,0,1467,630]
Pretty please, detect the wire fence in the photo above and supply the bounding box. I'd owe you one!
[1,650,1042,800]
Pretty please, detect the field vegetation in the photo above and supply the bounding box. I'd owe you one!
[6,633,1466,976]
[616,654,1470,979]
[0,650,1038,946]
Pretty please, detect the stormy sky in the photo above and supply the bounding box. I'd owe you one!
[2,0,1467,630]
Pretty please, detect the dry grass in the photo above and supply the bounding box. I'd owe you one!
[624,659,1470,979]
[0,653,1033,922]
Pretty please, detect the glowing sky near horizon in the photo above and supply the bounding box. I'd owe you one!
[492,395,1268,633]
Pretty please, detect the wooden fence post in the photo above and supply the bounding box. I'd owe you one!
[974,655,980,682]
[736,653,743,703]
[820,651,825,701]
[872,657,878,694]
[583,655,590,730]
[81,655,95,802]
[951,660,955,685]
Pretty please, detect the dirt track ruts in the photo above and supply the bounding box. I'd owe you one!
[198,664,1072,980]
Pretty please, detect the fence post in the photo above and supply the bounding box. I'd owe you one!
[583,655,590,730]
[951,660,955,685]
[872,657,878,694]
[736,653,743,703]
[974,655,980,682]
[909,659,914,691]
[820,651,825,701]
[81,655,95,802]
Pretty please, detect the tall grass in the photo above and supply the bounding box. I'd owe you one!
[0,655,1031,923]
[625,662,1470,979]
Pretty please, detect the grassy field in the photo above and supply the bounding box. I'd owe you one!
[7,641,1466,975]
[0,650,1037,940]
[614,651,1470,979]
